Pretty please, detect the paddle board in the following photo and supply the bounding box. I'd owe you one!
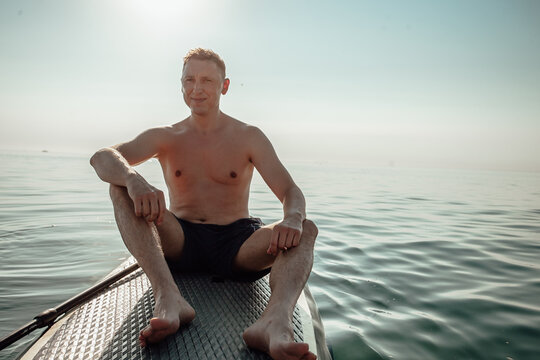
[19,257,331,359]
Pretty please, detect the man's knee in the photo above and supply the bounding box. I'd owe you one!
[109,184,130,205]
[302,219,318,240]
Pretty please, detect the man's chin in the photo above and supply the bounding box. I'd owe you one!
[189,105,207,114]
[190,104,219,117]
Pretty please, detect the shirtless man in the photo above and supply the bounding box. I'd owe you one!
[90,48,318,360]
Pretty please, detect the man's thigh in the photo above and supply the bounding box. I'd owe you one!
[232,222,278,273]
[156,211,185,262]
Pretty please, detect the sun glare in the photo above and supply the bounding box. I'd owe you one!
[127,0,200,34]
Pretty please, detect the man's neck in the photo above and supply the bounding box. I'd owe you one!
[190,109,224,133]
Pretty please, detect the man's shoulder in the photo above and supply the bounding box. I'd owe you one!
[135,126,175,142]
[229,121,273,154]
[225,116,265,138]
[146,120,191,137]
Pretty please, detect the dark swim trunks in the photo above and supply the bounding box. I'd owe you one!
[168,217,270,281]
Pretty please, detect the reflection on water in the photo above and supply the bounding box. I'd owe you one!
[1,152,540,359]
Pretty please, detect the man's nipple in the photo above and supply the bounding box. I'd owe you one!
[230,171,237,178]
[175,170,182,177]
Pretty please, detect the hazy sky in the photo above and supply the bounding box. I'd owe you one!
[1,0,539,171]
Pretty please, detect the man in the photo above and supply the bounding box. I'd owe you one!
[90,48,318,360]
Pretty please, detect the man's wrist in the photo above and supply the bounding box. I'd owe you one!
[125,170,142,187]
[284,211,305,223]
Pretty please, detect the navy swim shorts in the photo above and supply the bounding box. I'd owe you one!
[168,217,270,281]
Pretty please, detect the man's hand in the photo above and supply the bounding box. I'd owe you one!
[126,174,166,226]
[267,218,303,256]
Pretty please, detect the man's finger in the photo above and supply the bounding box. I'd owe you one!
[156,192,165,225]
[268,229,280,256]
[142,197,150,218]
[277,229,287,250]
[134,198,142,217]
[292,229,301,247]
[285,231,296,249]
[272,230,280,255]
[149,195,159,222]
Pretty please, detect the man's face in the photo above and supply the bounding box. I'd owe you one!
[181,59,229,116]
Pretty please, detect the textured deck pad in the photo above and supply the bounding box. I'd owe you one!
[29,261,303,360]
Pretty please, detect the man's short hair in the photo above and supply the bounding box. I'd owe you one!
[183,48,226,79]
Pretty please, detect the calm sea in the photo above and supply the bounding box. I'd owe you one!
[1,150,540,360]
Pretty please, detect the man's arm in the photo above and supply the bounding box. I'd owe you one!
[90,128,167,225]
[248,126,307,256]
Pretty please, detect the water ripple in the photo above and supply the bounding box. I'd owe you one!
[2,155,540,360]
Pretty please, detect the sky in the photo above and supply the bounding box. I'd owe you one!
[1,0,539,172]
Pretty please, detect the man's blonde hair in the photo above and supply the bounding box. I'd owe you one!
[183,48,226,79]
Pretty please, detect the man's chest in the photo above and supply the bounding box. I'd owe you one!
[162,138,253,186]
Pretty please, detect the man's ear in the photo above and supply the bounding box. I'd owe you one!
[222,78,230,95]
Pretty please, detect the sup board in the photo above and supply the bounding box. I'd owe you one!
[19,257,331,359]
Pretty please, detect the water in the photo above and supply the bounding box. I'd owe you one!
[1,150,540,360]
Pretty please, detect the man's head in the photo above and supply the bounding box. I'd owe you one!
[181,48,230,116]
[183,48,226,80]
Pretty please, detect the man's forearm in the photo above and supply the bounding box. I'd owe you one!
[90,147,138,187]
[282,186,307,223]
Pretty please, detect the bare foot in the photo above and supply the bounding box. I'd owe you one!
[139,291,195,347]
[243,315,317,360]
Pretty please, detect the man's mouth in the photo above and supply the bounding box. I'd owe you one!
[191,98,206,103]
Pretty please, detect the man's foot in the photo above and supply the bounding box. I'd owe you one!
[242,314,317,360]
[139,291,196,347]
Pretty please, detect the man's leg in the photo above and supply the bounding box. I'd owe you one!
[109,185,195,346]
[234,219,318,360]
